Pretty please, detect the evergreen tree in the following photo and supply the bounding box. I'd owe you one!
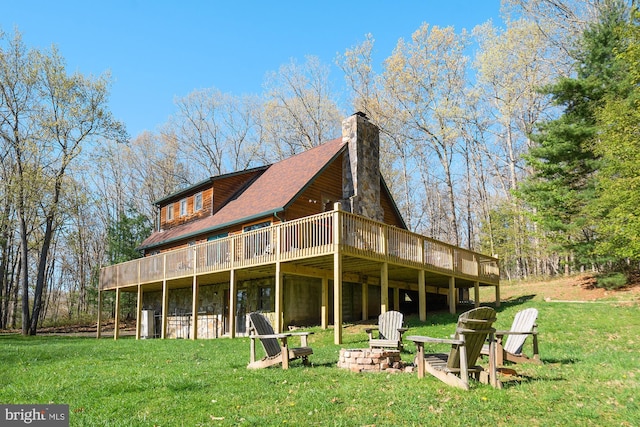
[592,7,640,266]
[519,0,631,270]
[106,207,152,264]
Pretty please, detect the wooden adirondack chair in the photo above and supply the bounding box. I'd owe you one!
[366,310,408,350]
[407,307,500,390]
[247,312,313,369]
[481,307,541,365]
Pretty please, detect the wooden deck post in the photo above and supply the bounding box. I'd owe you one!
[448,276,456,314]
[161,279,168,339]
[333,202,343,345]
[161,254,168,339]
[96,289,102,339]
[321,276,328,329]
[495,284,501,307]
[135,260,142,340]
[191,275,199,340]
[275,262,283,333]
[474,281,480,308]
[380,262,389,314]
[229,269,236,338]
[393,286,400,311]
[361,281,368,321]
[275,226,283,333]
[136,285,143,340]
[333,253,342,344]
[114,287,121,340]
[418,270,426,321]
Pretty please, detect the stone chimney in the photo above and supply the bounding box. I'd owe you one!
[341,112,384,222]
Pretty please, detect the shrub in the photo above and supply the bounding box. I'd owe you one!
[595,272,628,290]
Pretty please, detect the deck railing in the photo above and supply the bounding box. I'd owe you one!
[100,210,499,290]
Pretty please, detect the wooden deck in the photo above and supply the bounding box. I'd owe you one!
[98,207,500,344]
[100,210,499,290]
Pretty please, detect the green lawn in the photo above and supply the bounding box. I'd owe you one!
[1,299,639,426]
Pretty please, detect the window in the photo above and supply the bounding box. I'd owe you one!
[243,221,272,258]
[206,233,230,265]
[258,287,272,311]
[166,204,174,221]
[243,221,271,232]
[207,233,228,241]
[194,192,203,211]
[180,198,187,216]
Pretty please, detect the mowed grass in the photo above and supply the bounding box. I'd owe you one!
[1,299,639,426]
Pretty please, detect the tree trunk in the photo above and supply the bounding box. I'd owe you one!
[443,161,459,247]
[29,210,57,335]
[19,216,30,336]
[11,256,20,329]
[0,222,7,329]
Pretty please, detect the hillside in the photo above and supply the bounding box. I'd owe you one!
[489,274,640,304]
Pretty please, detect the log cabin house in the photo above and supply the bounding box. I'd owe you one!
[98,113,500,344]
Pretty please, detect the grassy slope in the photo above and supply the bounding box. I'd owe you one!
[1,278,639,426]
[481,274,640,304]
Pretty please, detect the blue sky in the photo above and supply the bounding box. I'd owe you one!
[4,1,503,138]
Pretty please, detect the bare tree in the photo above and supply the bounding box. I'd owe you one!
[471,17,569,278]
[502,0,604,40]
[260,56,343,162]
[379,24,469,245]
[0,30,125,334]
[474,19,563,195]
[336,33,378,117]
[166,89,262,179]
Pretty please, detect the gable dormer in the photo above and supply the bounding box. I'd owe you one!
[155,167,268,232]
[157,179,215,231]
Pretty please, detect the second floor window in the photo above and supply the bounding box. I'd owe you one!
[166,204,174,221]
[194,192,203,211]
[180,199,187,216]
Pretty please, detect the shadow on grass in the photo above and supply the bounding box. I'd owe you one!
[541,357,579,365]
[404,296,538,329]
[498,374,535,389]
[311,361,340,368]
[493,295,537,312]
[498,370,566,389]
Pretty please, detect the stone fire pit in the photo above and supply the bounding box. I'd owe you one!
[337,348,411,373]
